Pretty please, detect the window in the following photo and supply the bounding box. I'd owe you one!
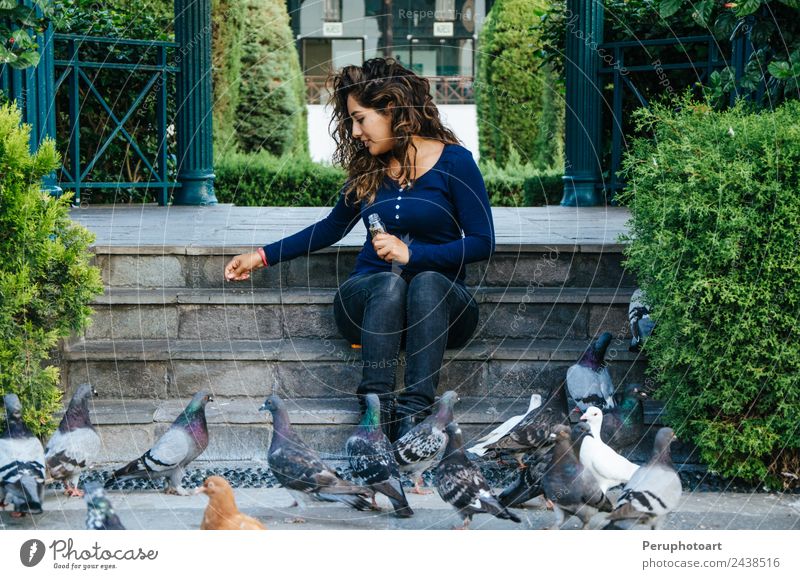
[436,0,456,21]
[324,0,341,22]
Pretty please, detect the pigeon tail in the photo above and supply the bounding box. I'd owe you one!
[316,491,375,511]
[15,475,43,514]
[480,495,521,523]
[105,457,147,487]
[372,479,413,517]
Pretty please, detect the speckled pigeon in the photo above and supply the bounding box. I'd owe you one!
[0,394,45,517]
[104,391,212,495]
[604,427,682,530]
[566,332,616,413]
[482,383,568,466]
[578,406,639,493]
[84,484,126,530]
[628,288,655,352]
[467,393,542,457]
[394,391,458,494]
[542,423,612,529]
[46,383,102,497]
[601,383,647,451]
[434,422,521,530]
[346,394,412,517]
[260,395,374,512]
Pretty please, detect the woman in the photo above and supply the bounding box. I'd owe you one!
[224,58,494,441]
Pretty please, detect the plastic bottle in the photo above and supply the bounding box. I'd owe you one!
[368,213,387,238]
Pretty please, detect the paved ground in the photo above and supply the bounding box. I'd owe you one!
[2,487,798,531]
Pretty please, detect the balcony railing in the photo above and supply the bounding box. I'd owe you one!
[305,75,475,105]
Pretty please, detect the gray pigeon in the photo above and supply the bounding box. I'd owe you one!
[497,450,550,508]
[0,394,45,517]
[104,391,212,495]
[45,383,102,497]
[434,422,521,529]
[629,288,655,352]
[84,483,126,530]
[346,394,413,517]
[260,395,374,512]
[483,383,568,466]
[542,423,613,529]
[604,427,682,530]
[394,391,458,494]
[566,332,616,413]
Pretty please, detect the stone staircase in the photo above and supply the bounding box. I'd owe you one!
[58,237,672,466]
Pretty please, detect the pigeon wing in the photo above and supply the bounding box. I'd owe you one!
[395,422,447,465]
[141,427,191,473]
[46,427,102,479]
[346,436,394,484]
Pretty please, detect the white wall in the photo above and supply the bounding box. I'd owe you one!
[307,104,479,164]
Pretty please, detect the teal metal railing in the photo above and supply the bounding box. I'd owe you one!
[53,34,180,206]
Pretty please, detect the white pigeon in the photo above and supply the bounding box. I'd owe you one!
[577,406,639,493]
[604,427,682,530]
[467,393,542,457]
[566,332,616,412]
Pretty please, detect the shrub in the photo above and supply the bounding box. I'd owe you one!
[212,0,246,157]
[0,103,103,436]
[480,149,562,207]
[475,0,564,170]
[618,96,800,487]
[215,151,344,206]
[235,0,307,156]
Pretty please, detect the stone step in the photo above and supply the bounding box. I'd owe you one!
[82,287,634,341]
[91,244,634,290]
[62,338,647,400]
[76,396,674,465]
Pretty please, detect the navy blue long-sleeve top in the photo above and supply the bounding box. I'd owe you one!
[263,144,495,284]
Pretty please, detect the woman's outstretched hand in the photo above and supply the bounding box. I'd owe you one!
[372,233,409,265]
[224,252,264,281]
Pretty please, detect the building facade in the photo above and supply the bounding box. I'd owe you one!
[286,0,490,104]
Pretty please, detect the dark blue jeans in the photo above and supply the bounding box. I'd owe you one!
[333,271,479,416]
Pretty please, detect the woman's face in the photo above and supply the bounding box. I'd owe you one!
[347,94,394,156]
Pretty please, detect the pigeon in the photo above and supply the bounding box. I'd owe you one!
[601,382,647,451]
[45,383,102,497]
[394,390,458,494]
[197,476,266,530]
[482,383,568,466]
[0,394,46,517]
[259,395,374,512]
[84,484,126,530]
[434,422,521,529]
[104,391,212,495]
[578,406,639,493]
[496,450,549,508]
[542,423,612,529]
[467,393,542,457]
[604,427,682,530]
[346,394,413,518]
[628,288,655,352]
[566,332,616,413]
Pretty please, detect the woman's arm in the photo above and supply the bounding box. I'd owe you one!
[405,153,495,269]
[224,188,360,281]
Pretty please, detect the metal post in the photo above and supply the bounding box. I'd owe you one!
[173,0,217,205]
[561,0,604,207]
[0,1,60,196]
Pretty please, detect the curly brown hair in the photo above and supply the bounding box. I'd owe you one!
[328,58,460,205]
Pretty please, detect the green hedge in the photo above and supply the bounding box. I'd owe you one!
[0,103,103,437]
[216,151,560,207]
[235,0,307,156]
[476,0,564,170]
[618,97,800,487]
[215,152,345,206]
